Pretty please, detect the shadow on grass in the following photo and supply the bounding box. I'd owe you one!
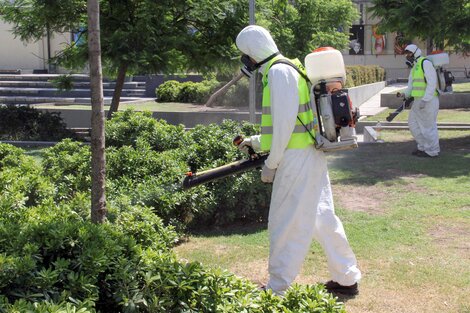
[329,135,470,186]
[186,135,470,237]
[187,221,267,238]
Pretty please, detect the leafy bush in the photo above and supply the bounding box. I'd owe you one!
[0,199,178,313]
[154,80,182,102]
[0,197,344,312]
[182,120,272,227]
[0,116,346,312]
[106,143,213,232]
[0,105,76,141]
[105,110,186,151]
[156,79,220,103]
[0,144,55,216]
[345,65,385,88]
[41,139,91,200]
[40,116,268,229]
[183,119,259,171]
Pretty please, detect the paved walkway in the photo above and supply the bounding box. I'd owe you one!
[358,83,408,117]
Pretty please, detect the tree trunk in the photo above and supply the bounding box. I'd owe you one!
[87,0,107,223]
[426,38,434,54]
[106,62,128,119]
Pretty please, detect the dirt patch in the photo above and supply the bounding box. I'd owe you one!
[344,284,466,313]
[333,185,389,214]
[429,222,470,256]
[331,171,430,215]
[230,258,269,286]
[397,174,428,193]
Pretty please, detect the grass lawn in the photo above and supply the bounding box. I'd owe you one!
[174,131,470,313]
[364,108,470,123]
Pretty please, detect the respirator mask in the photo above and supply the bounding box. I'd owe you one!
[405,50,417,68]
[405,54,415,68]
[240,51,280,78]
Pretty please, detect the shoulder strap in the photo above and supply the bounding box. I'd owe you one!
[423,58,436,84]
[270,59,317,145]
[271,59,311,83]
[417,57,429,84]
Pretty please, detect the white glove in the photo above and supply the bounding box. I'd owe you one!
[261,165,276,183]
[238,138,253,155]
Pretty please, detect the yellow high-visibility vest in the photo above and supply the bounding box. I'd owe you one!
[260,56,315,151]
[411,57,438,98]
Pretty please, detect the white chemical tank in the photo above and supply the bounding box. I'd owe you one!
[305,47,346,85]
[427,52,450,67]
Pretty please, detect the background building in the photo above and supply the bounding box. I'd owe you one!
[0,20,71,73]
[345,0,469,80]
[1,2,468,79]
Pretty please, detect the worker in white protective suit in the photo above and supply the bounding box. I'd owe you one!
[235,25,361,296]
[403,44,440,157]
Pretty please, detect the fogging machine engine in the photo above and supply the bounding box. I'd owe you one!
[305,47,359,152]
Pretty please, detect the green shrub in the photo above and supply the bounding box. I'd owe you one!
[105,109,186,151]
[0,119,346,312]
[155,80,182,102]
[0,191,344,313]
[41,139,91,200]
[345,65,385,88]
[0,142,28,169]
[106,145,213,232]
[0,144,55,215]
[0,199,178,313]
[181,120,271,227]
[184,120,259,171]
[0,105,76,141]
[156,79,220,104]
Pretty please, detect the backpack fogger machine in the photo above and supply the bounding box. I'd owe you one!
[182,48,359,189]
[305,47,359,152]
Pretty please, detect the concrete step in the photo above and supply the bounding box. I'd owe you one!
[0,80,145,89]
[0,87,146,97]
[0,96,145,105]
[0,74,92,82]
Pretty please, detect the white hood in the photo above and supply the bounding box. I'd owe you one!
[236,25,279,63]
[405,44,422,58]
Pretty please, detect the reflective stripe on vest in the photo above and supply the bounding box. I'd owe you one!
[260,56,315,151]
[411,57,438,98]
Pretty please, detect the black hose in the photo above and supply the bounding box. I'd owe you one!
[182,154,268,189]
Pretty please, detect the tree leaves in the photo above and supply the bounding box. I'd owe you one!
[369,0,470,52]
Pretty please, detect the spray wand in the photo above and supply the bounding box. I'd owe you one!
[386,92,414,122]
[182,135,268,190]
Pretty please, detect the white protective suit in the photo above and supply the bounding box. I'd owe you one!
[404,46,440,156]
[236,25,361,295]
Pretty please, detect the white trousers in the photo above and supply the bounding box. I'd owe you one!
[266,148,361,294]
[408,97,440,156]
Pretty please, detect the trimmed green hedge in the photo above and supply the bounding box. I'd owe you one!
[344,65,385,88]
[156,79,221,103]
[157,66,385,107]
